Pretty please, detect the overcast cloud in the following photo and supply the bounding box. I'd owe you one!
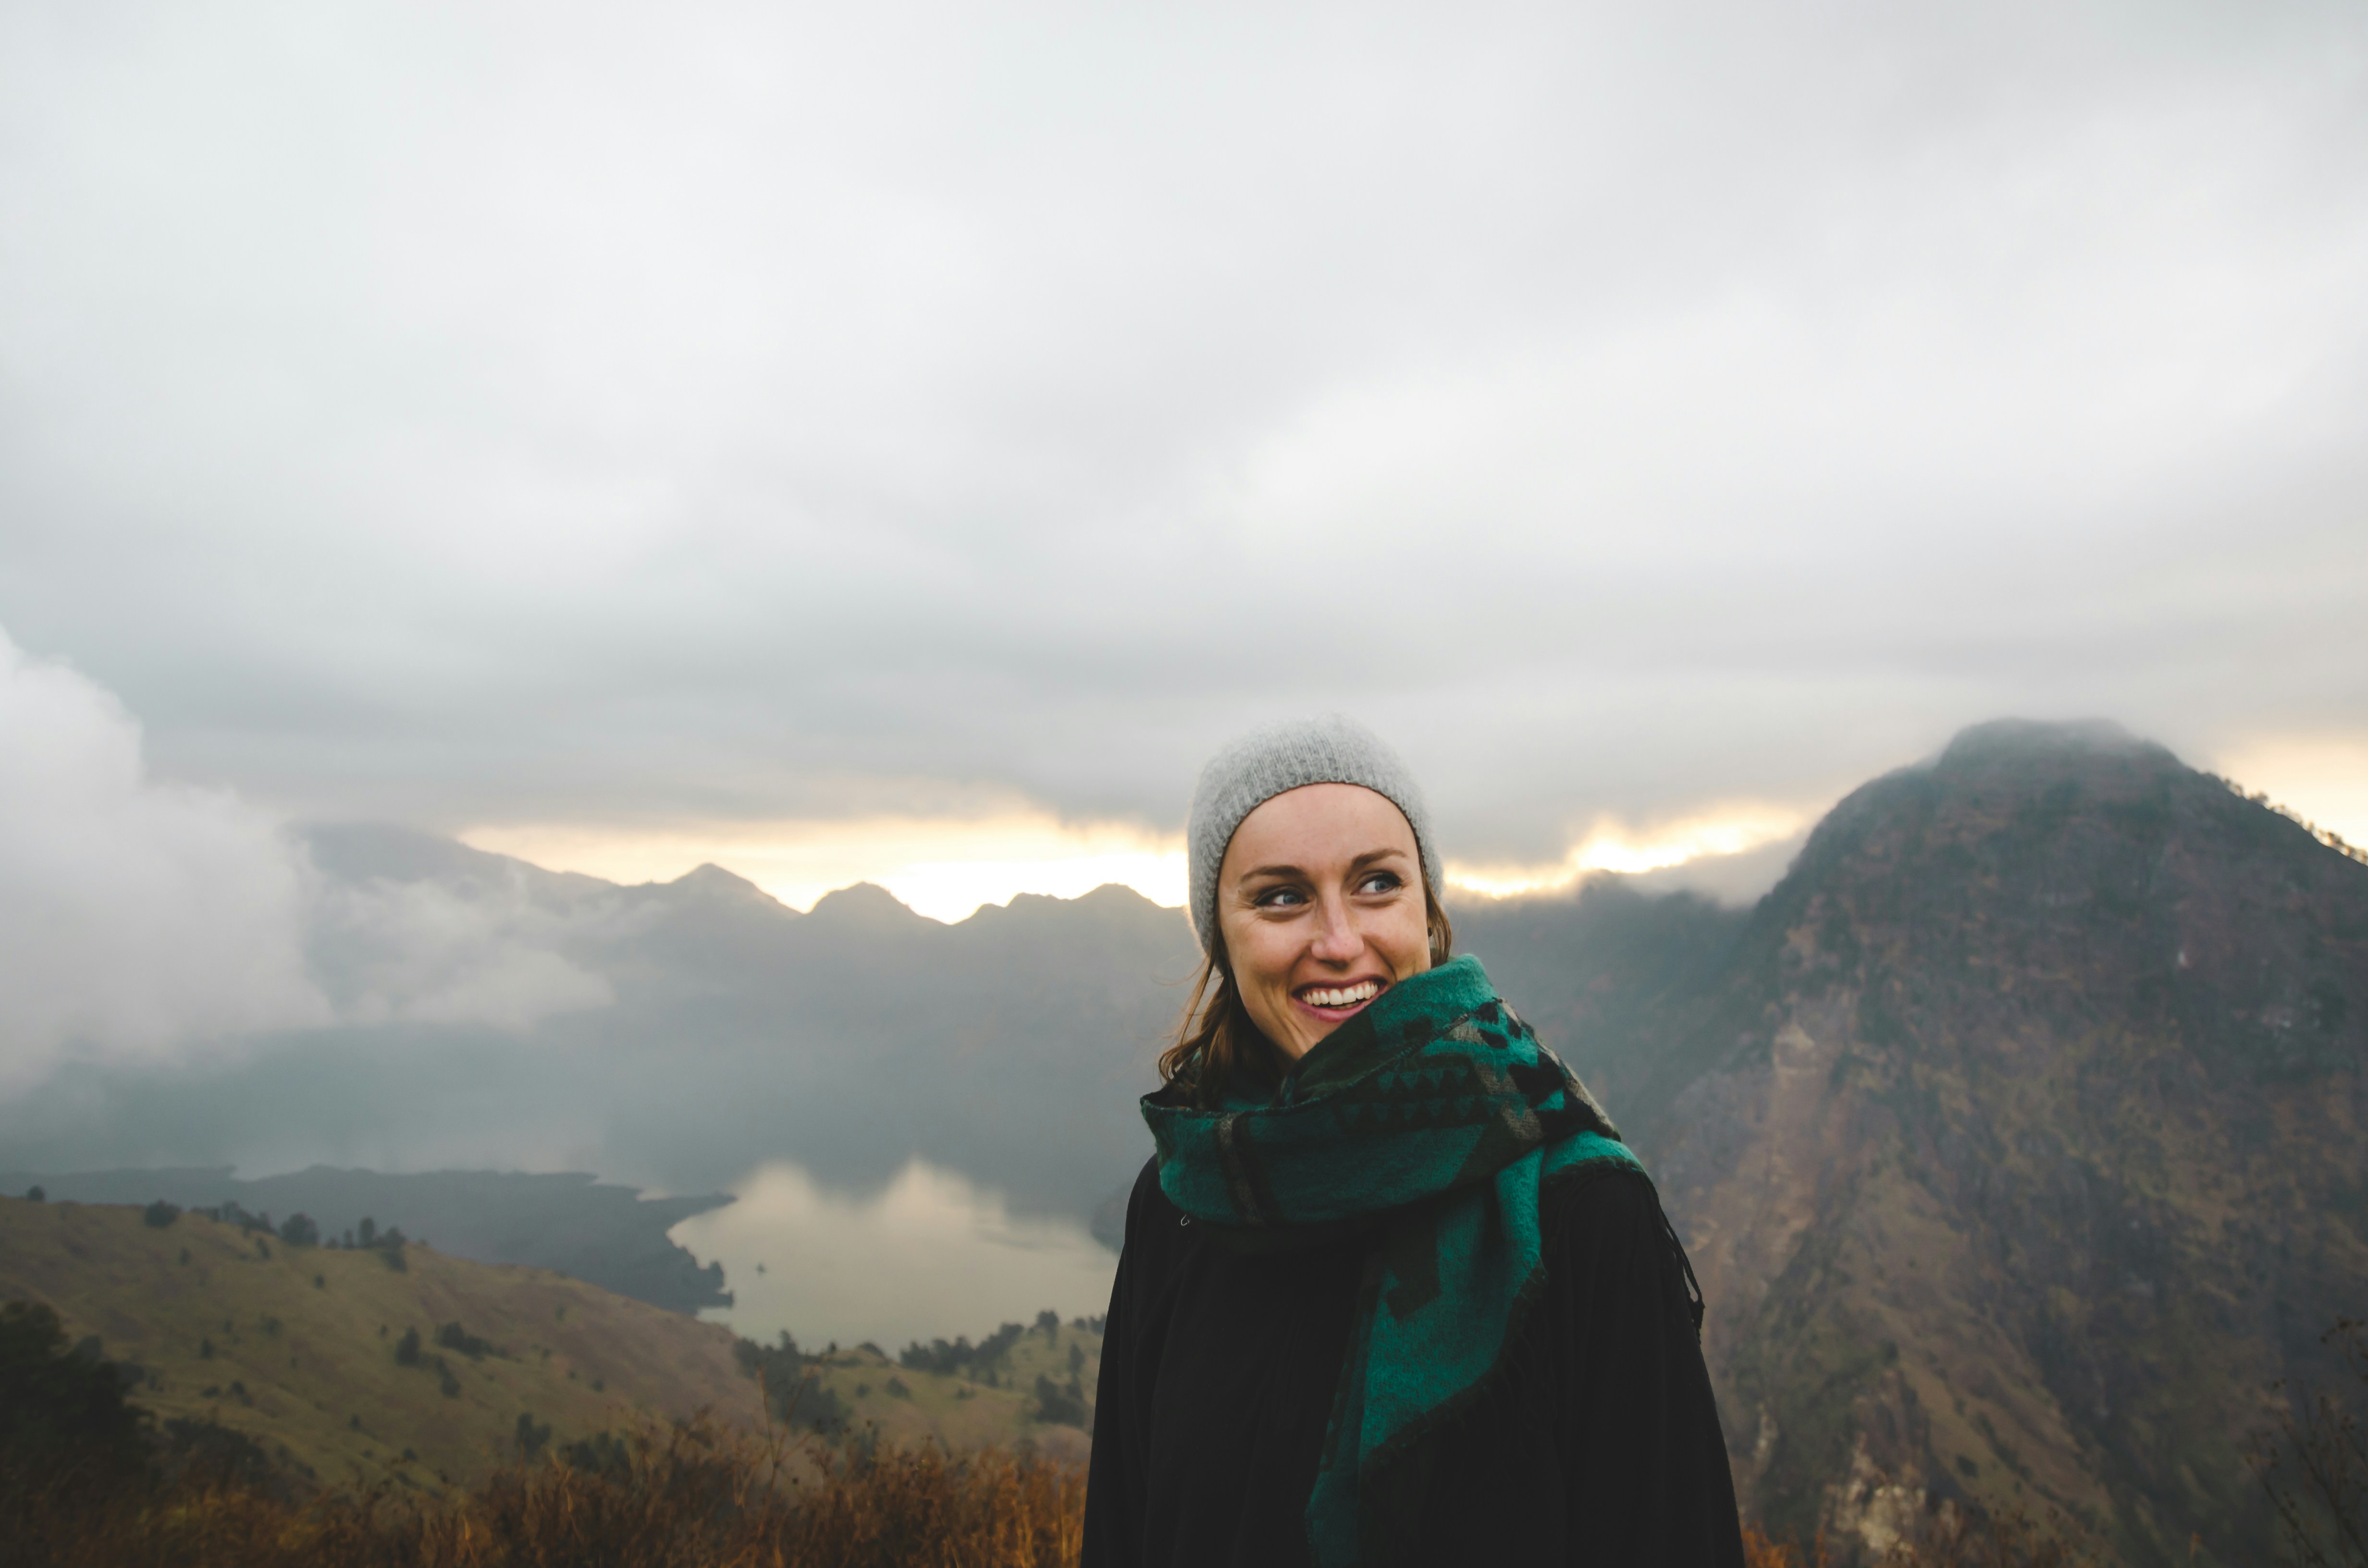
[2,0,2364,878]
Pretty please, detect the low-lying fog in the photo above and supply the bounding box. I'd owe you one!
[673,1160,1118,1351]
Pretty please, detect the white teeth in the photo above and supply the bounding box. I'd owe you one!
[1305,982,1381,1009]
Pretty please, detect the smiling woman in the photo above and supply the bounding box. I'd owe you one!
[1212,781,1441,1059]
[1155,774,1452,1095]
[1086,716,1745,1568]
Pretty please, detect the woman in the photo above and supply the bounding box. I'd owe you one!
[1084,716,1744,1568]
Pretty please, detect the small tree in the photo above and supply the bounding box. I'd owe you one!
[142,1200,181,1229]
[394,1326,422,1367]
[2252,1316,2368,1568]
[0,1300,151,1502]
[277,1213,319,1247]
[1032,1372,1088,1427]
[436,1321,499,1360]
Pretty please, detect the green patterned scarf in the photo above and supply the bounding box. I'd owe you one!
[1141,955,1641,1568]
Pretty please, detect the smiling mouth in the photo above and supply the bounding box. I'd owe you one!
[1297,980,1384,1012]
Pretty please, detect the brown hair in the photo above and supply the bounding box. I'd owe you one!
[1157,882,1455,1105]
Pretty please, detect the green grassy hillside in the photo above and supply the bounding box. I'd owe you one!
[794,1325,1100,1465]
[0,1194,1106,1497]
[0,1195,765,1493]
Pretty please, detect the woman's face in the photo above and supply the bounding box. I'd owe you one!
[1215,782,1432,1060]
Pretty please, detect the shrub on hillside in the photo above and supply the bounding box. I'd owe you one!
[197,1201,270,1233]
[0,1301,151,1491]
[141,1200,180,1229]
[157,1416,291,1500]
[735,1332,852,1434]
[1032,1373,1088,1429]
[277,1213,320,1247]
[559,1430,633,1480]
[899,1321,1027,1378]
[512,1411,551,1460]
[2250,1314,2368,1568]
[435,1321,503,1360]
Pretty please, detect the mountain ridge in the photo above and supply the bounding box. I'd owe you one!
[1630,718,2368,1563]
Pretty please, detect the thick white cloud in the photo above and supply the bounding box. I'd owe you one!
[0,626,614,1091]
[0,628,326,1089]
[307,872,618,1032]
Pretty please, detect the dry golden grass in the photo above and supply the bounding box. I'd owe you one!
[1741,1508,2096,1568]
[13,1415,1085,1568]
[1743,1520,1831,1568]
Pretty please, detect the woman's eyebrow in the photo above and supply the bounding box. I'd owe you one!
[1237,846,1410,883]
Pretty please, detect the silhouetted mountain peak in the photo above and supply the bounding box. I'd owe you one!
[1774,720,2220,920]
[805,881,926,928]
[1931,715,2158,769]
[972,882,1173,928]
[305,821,502,882]
[666,862,791,911]
[301,821,616,901]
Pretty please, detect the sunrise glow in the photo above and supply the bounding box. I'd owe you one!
[465,801,1827,921]
[1443,806,1812,899]
[2211,735,2368,849]
[461,814,1189,923]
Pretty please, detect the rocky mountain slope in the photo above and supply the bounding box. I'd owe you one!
[1622,721,2368,1564]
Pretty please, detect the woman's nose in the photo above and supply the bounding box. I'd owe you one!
[1308,896,1361,962]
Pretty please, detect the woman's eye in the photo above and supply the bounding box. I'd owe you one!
[1253,885,1307,908]
[1356,872,1403,896]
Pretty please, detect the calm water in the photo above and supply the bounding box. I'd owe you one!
[670,1159,1119,1351]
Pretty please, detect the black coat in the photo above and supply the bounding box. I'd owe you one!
[1083,1156,1747,1567]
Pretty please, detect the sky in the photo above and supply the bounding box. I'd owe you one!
[2,0,2365,934]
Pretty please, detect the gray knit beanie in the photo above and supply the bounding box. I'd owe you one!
[1185,714,1440,955]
